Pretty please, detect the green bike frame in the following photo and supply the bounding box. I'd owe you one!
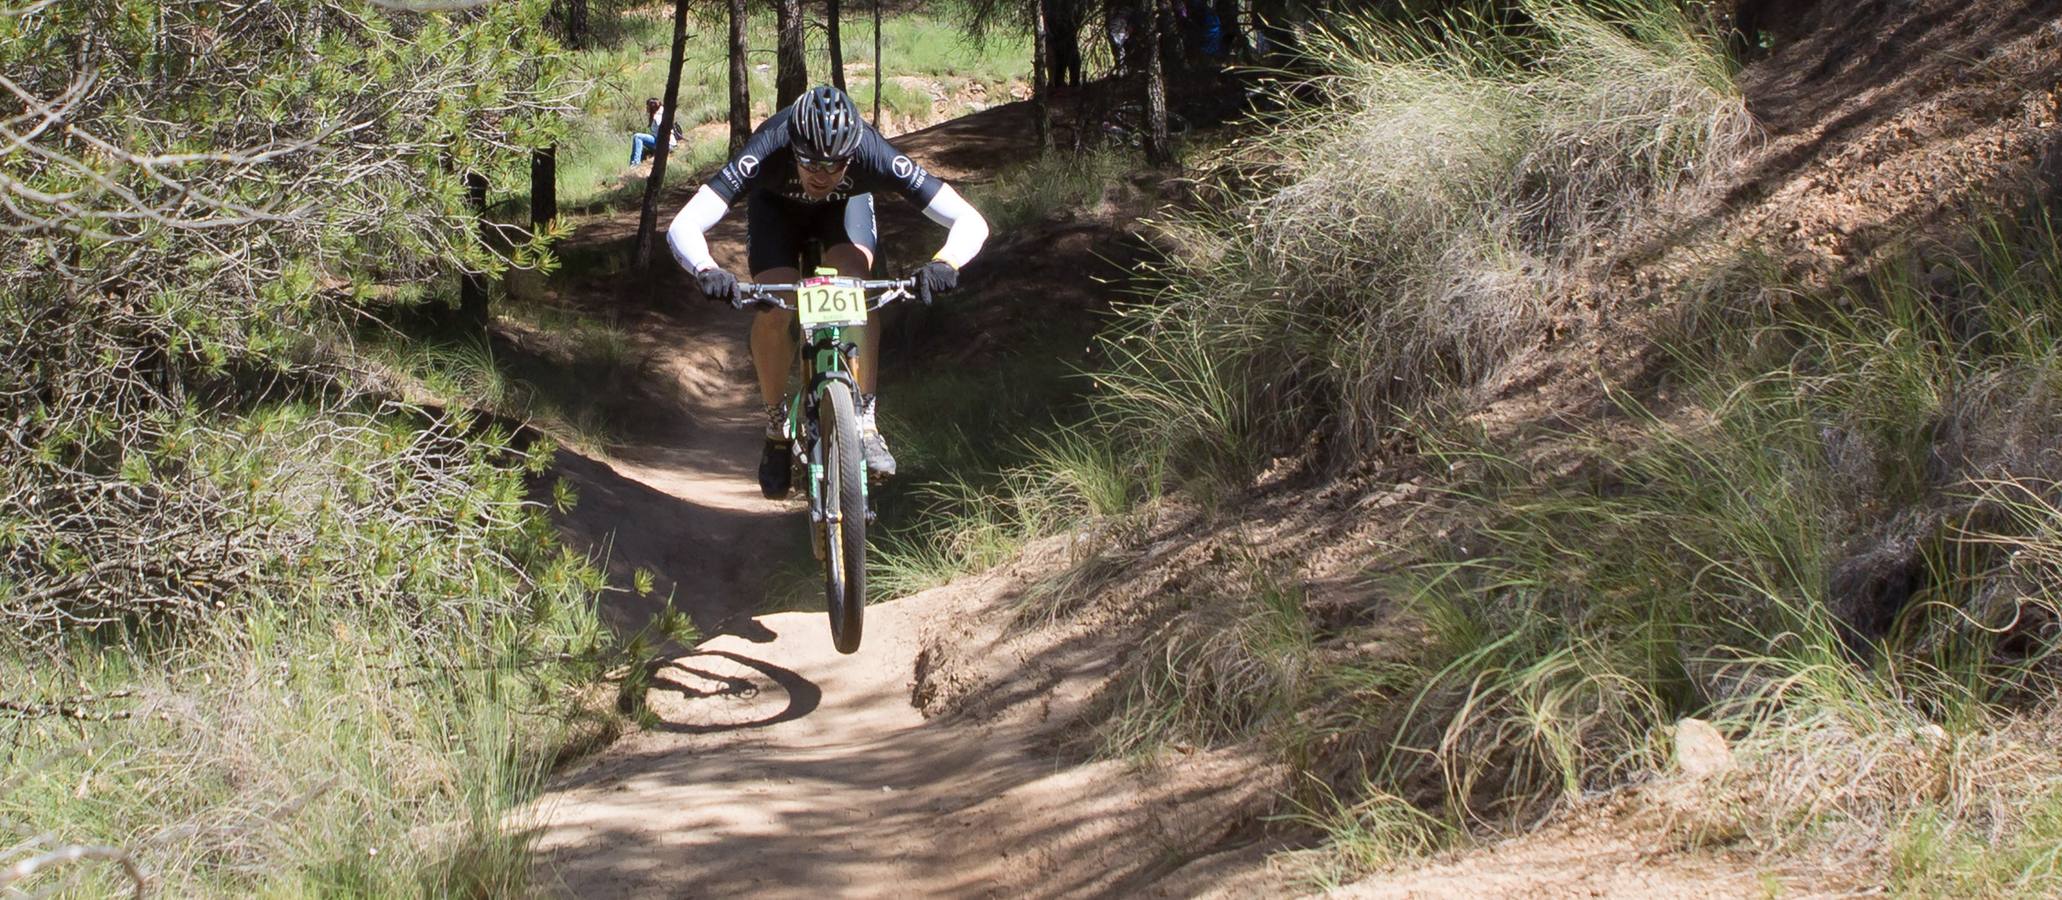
[742,268,913,654]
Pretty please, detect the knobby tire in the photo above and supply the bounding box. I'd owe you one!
[819,382,866,653]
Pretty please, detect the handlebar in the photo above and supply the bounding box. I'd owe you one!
[732,278,918,312]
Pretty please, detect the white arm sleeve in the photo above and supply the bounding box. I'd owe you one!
[919,184,989,269]
[666,185,731,273]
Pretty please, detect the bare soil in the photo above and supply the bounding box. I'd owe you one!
[521,97,1771,896]
[527,103,1295,897]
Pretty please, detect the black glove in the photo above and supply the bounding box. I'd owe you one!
[911,259,959,306]
[695,267,738,304]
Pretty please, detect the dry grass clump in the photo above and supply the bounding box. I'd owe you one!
[2,611,589,897]
[1298,209,2062,882]
[1097,556,1317,756]
[968,146,1143,232]
[0,403,613,896]
[874,424,1155,598]
[1100,0,1751,482]
[1649,649,2062,894]
[1034,0,1756,866]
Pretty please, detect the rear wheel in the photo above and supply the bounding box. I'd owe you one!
[818,382,867,653]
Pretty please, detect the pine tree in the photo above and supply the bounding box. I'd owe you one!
[776,0,808,107]
[729,0,752,154]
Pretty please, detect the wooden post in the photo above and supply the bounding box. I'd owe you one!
[530,145,557,232]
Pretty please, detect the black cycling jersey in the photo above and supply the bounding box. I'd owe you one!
[707,105,944,209]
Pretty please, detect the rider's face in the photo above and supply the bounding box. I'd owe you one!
[797,158,848,198]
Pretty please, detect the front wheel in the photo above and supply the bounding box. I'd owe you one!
[818,381,867,654]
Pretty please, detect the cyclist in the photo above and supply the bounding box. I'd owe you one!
[667,85,989,499]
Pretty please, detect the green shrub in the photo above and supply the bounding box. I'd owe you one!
[0,2,616,893]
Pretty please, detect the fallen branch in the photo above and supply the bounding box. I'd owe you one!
[0,842,146,899]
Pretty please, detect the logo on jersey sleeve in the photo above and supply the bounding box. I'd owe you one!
[738,155,761,178]
[890,154,928,193]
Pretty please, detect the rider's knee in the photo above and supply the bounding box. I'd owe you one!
[822,243,873,275]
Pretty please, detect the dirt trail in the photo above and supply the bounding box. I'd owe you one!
[521,90,1850,896]
[524,103,1267,898]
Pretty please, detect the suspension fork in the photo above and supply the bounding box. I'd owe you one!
[799,326,862,522]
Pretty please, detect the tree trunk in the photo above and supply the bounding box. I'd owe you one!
[775,0,808,108]
[461,171,490,323]
[1033,0,1051,152]
[636,0,692,270]
[549,0,589,49]
[728,0,750,154]
[1142,0,1172,165]
[1054,0,1081,87]
[530,145,556,232]
[872,0,883,123]
[566,0,588,48]
[828,0,847,92]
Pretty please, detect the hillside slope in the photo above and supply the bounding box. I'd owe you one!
[527,2,2062,896]
[901,0,2062,895]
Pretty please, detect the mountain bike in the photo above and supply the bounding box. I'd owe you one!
[734,270,916,654]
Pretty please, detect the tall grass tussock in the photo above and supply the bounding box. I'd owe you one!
[1101,0,1750,482]
[1336,208,2062,886]
[1080,0,1752,758]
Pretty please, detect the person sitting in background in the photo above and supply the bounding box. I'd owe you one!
[1107,6,1138,75]
[630,97,686,166]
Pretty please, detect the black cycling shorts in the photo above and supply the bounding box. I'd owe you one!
[746,190,878,275]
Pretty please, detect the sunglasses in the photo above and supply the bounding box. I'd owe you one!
[796,155,849,174]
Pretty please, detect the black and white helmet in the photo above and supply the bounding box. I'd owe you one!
[788,85,866,162]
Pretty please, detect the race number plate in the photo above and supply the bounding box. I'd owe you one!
[796,277,867,327]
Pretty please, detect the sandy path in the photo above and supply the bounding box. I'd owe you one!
[526,271,982,895]
[522,217,1279,894]
[517,92,1827,897]
[539,292,807,641]
[524,102,1151,897]
[523,289,1233,899]
[533,598,1047,898]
